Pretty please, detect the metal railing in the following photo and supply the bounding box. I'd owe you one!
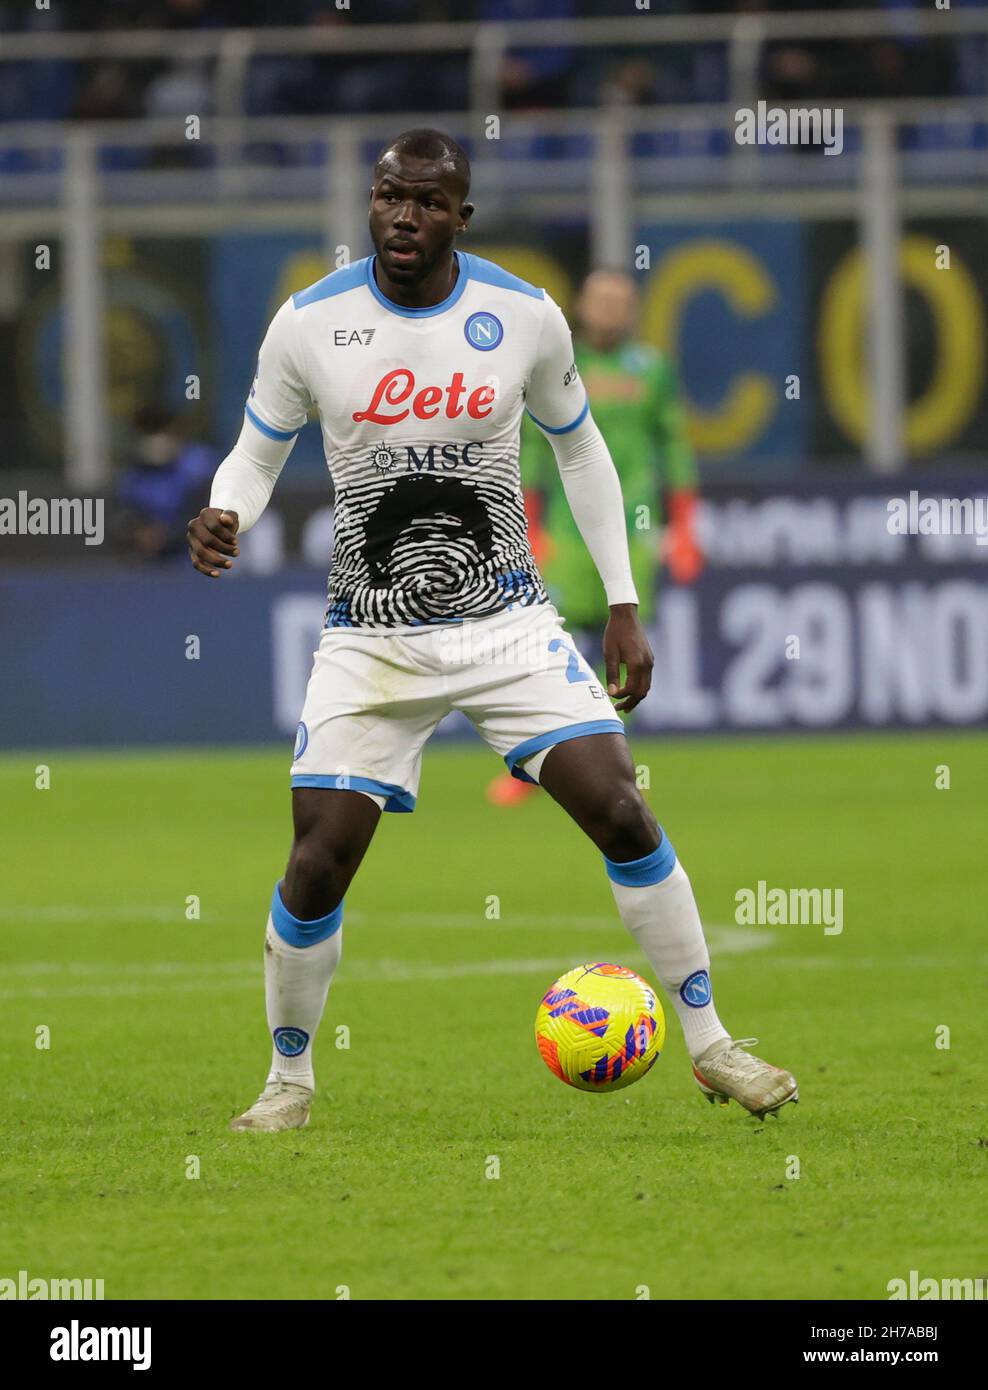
[2,10,986,486]
[1,9,986,121]
[12,97,977,488]
[3,98,986,210]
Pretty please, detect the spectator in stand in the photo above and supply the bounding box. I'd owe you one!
[0,0,75,124]
[116,406,216,562]
[69,63,141,122]
[479,0,577,109]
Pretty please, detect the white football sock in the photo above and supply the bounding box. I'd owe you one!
[606,836,730,1062]
[263,882,343,1090]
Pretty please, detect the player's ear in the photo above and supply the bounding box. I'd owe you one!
[458,200,475,234]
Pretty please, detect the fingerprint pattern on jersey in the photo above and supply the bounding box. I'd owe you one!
[326,458,547,627]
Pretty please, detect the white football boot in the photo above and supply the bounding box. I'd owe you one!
[692,1037,798,1119]
[229,1080,312,1132]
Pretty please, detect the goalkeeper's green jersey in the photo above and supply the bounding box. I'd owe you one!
[524,339,695,626]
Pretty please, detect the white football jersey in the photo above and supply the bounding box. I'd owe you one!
[245,250,587,629]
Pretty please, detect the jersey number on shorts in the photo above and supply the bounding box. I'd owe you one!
[548,637,591,684]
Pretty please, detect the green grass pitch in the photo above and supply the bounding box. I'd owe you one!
[1,734,985,1301]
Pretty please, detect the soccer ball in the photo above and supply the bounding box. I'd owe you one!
[534,963,665,1093]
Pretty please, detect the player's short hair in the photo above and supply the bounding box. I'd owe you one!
[373,128,471,202]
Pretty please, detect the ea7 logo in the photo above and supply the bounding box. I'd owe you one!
[334,328,376,347]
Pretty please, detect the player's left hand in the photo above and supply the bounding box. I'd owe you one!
[187,507,240,578]
[603,604,653,712]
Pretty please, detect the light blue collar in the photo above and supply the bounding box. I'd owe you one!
[366,249,470,318]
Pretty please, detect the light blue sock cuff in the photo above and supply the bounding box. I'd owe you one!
[604,832,677,887]
[270,880,343,947]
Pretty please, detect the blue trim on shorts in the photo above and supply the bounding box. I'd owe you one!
[290,773,416,813]
[270,880,343,947]
[604,832,677,887]
[503,718,626,784]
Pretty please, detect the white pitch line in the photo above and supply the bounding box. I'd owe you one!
[0,926,773,974]
[0,957,570,1001]
[1,903,774,945]
[0,945,974,1002]
[2,904,191,923]
[5,904,623,927]
[0,930,774,1002]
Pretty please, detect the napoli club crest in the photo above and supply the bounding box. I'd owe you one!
[273,1026,310,1057]
[464,312,503,351]
[680,969,712,1008]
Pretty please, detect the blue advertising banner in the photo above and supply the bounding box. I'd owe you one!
[2,479,986,749]
[636,221,809,471]
[209,233,329,477]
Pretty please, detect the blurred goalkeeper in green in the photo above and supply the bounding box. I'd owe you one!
[489,267,703,805]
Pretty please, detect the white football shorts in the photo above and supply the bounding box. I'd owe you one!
[290,601,626,811]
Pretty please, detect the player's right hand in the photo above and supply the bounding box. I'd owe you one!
[187,508,239,578]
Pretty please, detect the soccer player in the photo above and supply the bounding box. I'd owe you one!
[187,129,797,1130]
[487,267,702,806]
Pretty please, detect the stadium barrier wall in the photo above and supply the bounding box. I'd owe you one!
[2,478,986,749]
